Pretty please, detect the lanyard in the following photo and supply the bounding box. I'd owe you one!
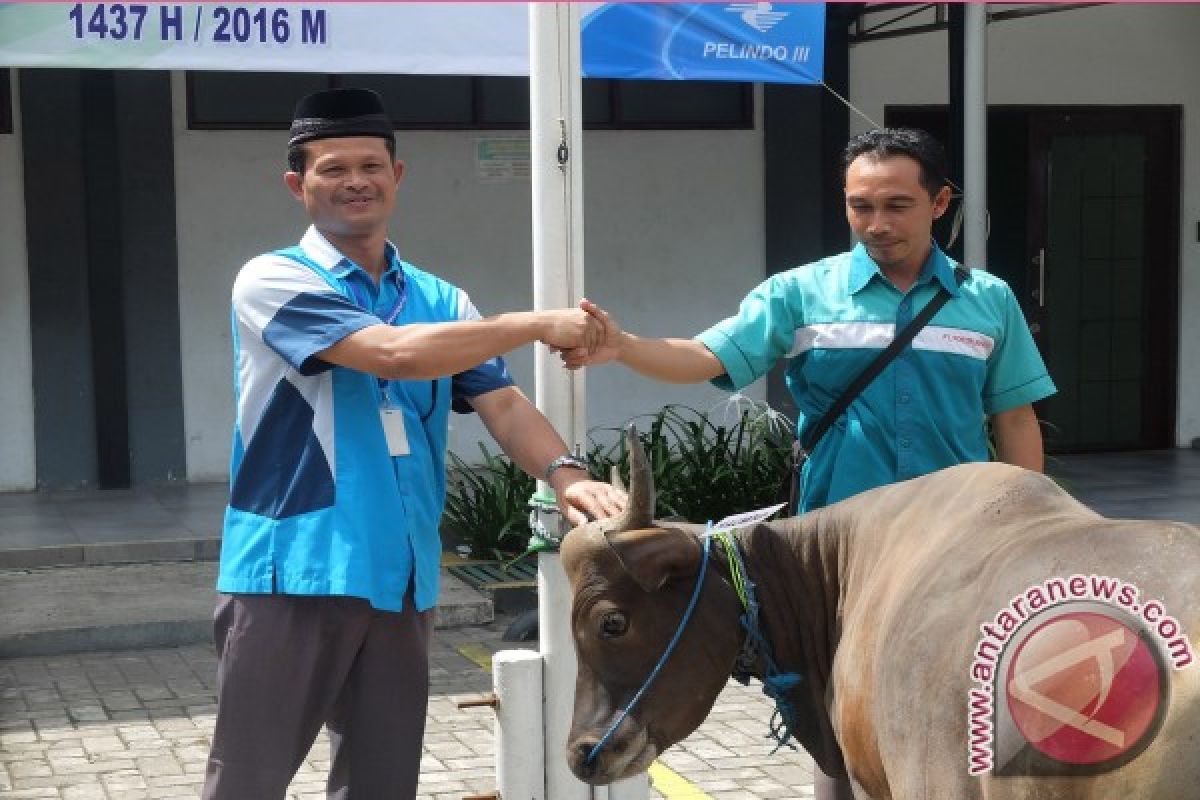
[344,269,407,326]
[344,267,408,403]
[345,267,438,422]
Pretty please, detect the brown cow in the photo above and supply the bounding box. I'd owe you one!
[561,432,1200,798]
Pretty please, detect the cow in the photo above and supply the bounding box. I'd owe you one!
[561,431,1200,799]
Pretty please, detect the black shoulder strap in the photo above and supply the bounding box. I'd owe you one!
[798,265,969,455]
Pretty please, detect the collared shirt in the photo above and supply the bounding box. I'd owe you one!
[220,226,513,612]
[697,242,1056,512]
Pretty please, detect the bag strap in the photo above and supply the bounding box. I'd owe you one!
[787,265,969,511]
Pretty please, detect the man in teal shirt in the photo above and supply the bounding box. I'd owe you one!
[567,128,1054,798]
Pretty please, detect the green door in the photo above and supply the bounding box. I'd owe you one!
[1028,110,1179,452]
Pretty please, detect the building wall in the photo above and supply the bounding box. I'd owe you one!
[0,70,36,490]
[849,3,1200,446]
[171,73,766,480]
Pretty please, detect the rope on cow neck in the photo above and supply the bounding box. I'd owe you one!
[710,529,804,755]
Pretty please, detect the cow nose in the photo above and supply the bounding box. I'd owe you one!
[573,739,601,779]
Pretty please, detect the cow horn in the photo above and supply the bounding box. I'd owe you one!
[610,465,626,493]
[609,424,654,532]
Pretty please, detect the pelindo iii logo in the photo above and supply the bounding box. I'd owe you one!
[725,3,789,34]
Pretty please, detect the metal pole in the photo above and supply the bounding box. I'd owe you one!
[529,4,596,800]
[530,3,585,434]
[963,2,988,270]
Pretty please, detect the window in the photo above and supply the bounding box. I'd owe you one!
[1,70,12,134]
[187,72,752,131]
[188,72,330,129]
[591,79,751,129]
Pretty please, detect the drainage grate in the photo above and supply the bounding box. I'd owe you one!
[447,559,538,590]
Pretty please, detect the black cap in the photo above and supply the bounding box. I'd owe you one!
[288,87,394,149]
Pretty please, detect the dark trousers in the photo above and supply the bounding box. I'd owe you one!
[201,592,434,800]
[815,762,856,800]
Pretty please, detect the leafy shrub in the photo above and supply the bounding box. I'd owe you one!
[442,444,536,560]
[441,398,795,558]
[587,400,793,523]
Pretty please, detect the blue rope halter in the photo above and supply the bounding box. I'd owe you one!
[586,529,714,766]
[586,527,803,766]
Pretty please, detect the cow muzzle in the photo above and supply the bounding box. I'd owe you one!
[567,725,656,785]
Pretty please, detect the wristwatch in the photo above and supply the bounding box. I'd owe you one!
[543,454,589,482]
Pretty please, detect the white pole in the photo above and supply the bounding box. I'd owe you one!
[963,2,988,270]
[529,4,595,800]
[537,551,596,800]
[608,773,651,799]
[494,650,546,800]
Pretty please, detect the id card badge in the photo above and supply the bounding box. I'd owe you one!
[380,407,410,456]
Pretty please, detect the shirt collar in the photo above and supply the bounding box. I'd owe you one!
[299,225,404,284]
[848,239,962,297]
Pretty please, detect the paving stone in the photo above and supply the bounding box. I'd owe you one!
[0,614,816,798]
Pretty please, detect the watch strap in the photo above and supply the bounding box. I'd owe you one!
[544,454,589,481]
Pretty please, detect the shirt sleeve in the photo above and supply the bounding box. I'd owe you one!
[982,288,1057,414]
[233,255,380,376]
[694,274,798,392]
[449,292,515,413]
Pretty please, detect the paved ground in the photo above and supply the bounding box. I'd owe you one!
[0,614,815,800]
[0,563,492,659]
[4,448,1198,798]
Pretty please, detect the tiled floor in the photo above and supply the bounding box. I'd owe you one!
[0,617,815,799]
[1049,449,1200,521]
[1,449,1198,798]
[0,485,226,568]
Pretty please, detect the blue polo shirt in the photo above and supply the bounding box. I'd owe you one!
[697,242,1055,512]
[220,227,513,612]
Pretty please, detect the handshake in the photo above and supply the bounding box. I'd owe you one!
[536,298,621,370]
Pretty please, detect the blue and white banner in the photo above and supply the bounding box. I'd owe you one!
[582,3,824,84]
[0,1,824,84]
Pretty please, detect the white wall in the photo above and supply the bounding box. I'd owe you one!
[172,72,765,480]
[850,3,1200,447]
[0,71,36,490]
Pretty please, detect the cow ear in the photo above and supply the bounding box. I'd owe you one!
[604,527,703,593]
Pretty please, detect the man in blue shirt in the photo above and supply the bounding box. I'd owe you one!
[202,88,625,800]
[566,128,1054,798]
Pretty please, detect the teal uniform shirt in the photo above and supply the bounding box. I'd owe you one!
[696,242,1056,512]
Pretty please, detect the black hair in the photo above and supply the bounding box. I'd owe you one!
[286,135,397,175]
[842,128,950,198]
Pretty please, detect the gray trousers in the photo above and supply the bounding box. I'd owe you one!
[814,763,856,800]
[201,592,434,800]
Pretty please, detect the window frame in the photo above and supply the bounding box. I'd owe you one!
[0,70,12,135]
[185,72,754,132]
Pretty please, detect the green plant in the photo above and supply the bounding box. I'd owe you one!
[442,398,794,559]
[442,444,536,559]
[587,400,793,523]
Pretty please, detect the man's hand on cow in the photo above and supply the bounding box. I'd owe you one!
[559,298,623,370]
[537,308,603,355]
[552,470,627,527]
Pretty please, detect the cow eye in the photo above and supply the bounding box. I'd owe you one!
[599,611,628,639]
